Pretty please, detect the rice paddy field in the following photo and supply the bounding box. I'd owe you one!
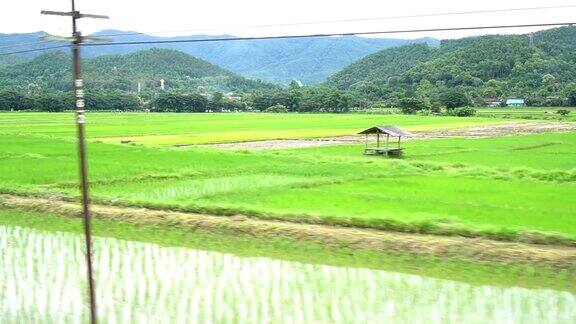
[2,222,575,323]
[0,112,503,145]
[1,111,575,322]
[475,107,576,121]
[1,113,575,241]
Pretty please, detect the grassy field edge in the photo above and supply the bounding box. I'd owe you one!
[92,196,576,247]
[2,188,575,248]
[1,194,575,272]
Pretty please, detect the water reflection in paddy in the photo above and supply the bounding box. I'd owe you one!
[1,226,574,323]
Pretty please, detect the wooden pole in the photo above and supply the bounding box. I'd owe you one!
[386,134,389,149]
[41,4,108,323]
[71,6,97,323]
[377,133,380,148]
[398,136,401,149]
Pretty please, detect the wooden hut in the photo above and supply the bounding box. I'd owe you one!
[358,126,411,157]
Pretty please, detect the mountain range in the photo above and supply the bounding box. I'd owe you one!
[3,26,576,105]
[0,48,276,93]
[325,26,576,103]
[0,30,438,84]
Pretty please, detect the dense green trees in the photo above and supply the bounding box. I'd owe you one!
[565,83,576,106]
[0,86,353,113]
[151,92,208,112]
[0,91,140,111]
[450,107,476,117]
[398,97,429,115]
[247,86,352,113]
[85,92,141,111]
[32,93,72,112]
[0,91,29,110]
[326,27,576,109]
[0,91,74,112]
[0,49,277,95]
[327,44,435,89]
[440,89,471,109]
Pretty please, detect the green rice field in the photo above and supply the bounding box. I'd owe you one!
[0,112,503,145]
[476,107,576,121]
[1,112,575,242]
[2,111,576,322]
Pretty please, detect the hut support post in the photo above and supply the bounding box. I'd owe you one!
[365,134,368,148]
[377,134,380,148]
[398,136,401,149]
[386,134,390,149]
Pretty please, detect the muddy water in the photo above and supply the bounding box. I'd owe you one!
[1,225,574,323]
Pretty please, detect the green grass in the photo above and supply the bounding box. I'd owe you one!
[1,112,575,245]
[284,132,576,170]
[210,175,574,235]
[476,107,576,121]
[0,112,504,145]
[79,173,575,241]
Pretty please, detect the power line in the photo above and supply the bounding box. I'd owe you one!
[93,4,576,39]
[1,21,574,57]
[0,28,74,50]
[81,22,576,48]
[0,44,70,56]
[0,40,59,51]
[2,4,574,54]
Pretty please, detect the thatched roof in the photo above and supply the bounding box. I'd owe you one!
[358,126,411,137]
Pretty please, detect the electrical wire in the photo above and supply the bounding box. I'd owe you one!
[0,44,70,56]
[93,4,576,38]
[2,4,574,53]
[1,22,574,57]
[0,40,59,51]
[80,22,576,48]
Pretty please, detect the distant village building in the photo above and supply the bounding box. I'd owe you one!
[506,99,525,107]
[160,79,165,90]
[483,98,502,107]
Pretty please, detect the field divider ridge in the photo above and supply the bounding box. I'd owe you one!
[1,193,575,270]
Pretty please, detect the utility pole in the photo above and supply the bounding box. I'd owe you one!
[41,2,108,324]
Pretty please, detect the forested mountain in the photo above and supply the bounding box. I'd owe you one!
[326,44,437,89]
[0,30,438,84]
[326,27,576,107]
[0,55,26,67]
[0,49,276,93]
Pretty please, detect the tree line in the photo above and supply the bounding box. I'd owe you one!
[1,83,573,114]
[0,83,354,113]
[0,90,141,112]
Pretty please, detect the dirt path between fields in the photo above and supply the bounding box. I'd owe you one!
[1,194,575,269]
[203,121,576,150]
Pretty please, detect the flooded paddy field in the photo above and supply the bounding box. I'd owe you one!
[1,223,575,323]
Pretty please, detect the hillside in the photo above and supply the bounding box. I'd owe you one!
[326,44,436,89]
[0,55,27,67]
[325,27,576,105]
[0,48,276,93]
[0,30,438,84]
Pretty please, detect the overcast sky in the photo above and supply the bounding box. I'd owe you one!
[2,0,576,39]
